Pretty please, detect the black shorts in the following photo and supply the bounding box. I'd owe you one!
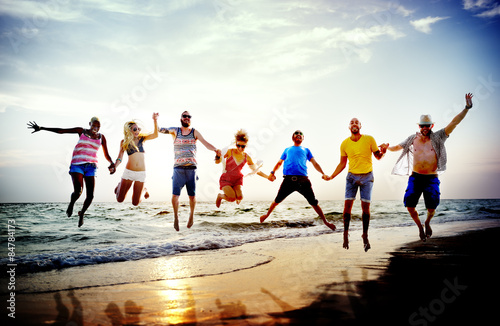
[274,175,319,206]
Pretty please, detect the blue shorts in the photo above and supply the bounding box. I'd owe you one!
[345,172,374,203]
[172,167,198,196]
[404,173,440,209]
[69,163,97,177]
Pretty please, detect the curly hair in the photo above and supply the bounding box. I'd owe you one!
[234,129,248,143]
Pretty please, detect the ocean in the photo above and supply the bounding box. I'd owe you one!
[1,199,500,294]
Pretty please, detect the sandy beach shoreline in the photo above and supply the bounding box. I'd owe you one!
[9,219,500,325]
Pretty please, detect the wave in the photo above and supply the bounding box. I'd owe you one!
[2,223,332,275]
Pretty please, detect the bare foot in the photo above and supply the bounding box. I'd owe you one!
[66,204,74,218]
[425,221,432,238]
[260,214,268,223]
[325,222,336,231]
[216,194,222,208]
[418,227,426,242]
[187,215,194,229]
[78,211,84,227]
[144,188,149,199]
[362,233,371,252]
[343,230,349,250]
[173,217,179,232]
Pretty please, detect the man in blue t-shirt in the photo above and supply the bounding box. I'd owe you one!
[260,130,336,231]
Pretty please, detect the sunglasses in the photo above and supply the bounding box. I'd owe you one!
[294,131,303,136]
[419,124,431,128]
[132,127,141,132]
[236,144,246,149]
[182,114,192,119]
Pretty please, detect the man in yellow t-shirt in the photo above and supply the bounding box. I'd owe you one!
[325,118,388,252]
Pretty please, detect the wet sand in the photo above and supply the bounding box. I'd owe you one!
[10,219,500,325]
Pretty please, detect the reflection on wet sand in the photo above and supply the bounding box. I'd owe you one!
[104,300,143,326]
[215,297,247,321]
[49,290,83,326]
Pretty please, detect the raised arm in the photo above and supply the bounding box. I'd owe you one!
[444,93,473,136]
[27,121,83,135]
[144,113,159,141]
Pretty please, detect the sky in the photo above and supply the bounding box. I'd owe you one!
[1,0,499,204]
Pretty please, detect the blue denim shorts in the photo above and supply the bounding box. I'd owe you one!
[69,163,97,177]
[345,172,374,203]
[172,167,198,196]
[404,173,441,209]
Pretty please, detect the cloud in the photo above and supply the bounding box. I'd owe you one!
[463,0,500,17]
[410,16,450,34]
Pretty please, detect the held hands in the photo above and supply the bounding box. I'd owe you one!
[268,173,276,182]
[108,163,116,175]
[322,174,333,181]
[465,93,473,109]
[27,121,41,133]
[378,143,389,154]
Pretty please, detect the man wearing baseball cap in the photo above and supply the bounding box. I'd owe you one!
[387,93,473,241]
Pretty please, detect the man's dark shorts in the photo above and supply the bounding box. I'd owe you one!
[404,172,441,209]
[274,175,319,206]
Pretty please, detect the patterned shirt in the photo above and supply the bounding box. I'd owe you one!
[160,127,197,167]
[70,133,101,165]
[392,128,449,176]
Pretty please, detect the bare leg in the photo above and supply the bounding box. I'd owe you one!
[67,173,84,217]
[115,179,133,203]
[361,201,371,252]
[312,205,336,231]
[131,181,146,206]
[187,195,196,228]
[425,209,435,238]
[343,200,354,249]
[216,186,236,208]
[234,185,243,204]
[172,195,180,231]
[260,201,279,223]
[407,207,426,241]
[78,176,95,227]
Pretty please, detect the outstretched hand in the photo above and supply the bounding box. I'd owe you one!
[27,121,41,133]
[465,93,473,109]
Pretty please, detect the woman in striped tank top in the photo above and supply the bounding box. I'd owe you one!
[27,117,115,227]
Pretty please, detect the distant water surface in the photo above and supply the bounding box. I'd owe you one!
[1,199,499,279]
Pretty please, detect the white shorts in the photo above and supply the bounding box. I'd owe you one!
[122,169,146,182]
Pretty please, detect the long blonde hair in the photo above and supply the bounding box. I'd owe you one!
[122,121,145,152]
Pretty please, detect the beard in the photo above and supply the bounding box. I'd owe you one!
[181,120,190,128]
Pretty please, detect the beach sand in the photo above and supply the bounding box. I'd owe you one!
[11,219,500,325]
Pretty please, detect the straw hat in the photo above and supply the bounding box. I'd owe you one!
[418,114,433,125]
